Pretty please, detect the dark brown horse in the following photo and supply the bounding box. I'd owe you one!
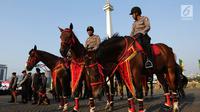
[59,24,104,112]
[26,45,71,111]
[96,34,180,112]
[59,23,179,112]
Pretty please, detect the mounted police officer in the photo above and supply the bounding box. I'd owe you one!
[85,26,101,52]
[130,6,153,68]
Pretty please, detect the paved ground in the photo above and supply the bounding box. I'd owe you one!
[0,88,199,112]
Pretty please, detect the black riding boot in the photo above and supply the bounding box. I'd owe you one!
[145,44,153,68]
[143,35,153,68]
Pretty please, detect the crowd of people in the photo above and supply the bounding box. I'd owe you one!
[8,68,49,105]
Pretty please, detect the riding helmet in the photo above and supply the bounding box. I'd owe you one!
[129,6,142,15]
[87,26,94,32]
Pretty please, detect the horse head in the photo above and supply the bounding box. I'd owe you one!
[59,23,76,58]
[26,45,40,71]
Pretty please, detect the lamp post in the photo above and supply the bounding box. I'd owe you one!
[104,0,113,38]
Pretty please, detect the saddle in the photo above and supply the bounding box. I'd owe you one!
[134,40,161,56]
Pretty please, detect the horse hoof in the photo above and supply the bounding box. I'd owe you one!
[108,106,113,112]
[173,102,179,112]
[89,107,95,112]
[58,105,64,110]
[63,104,68,112]
[160,104,173,112]
[105,103,110,110]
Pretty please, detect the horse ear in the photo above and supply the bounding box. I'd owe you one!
[34,45,37,50]
[69,23,73,30]
[58,27,64,32]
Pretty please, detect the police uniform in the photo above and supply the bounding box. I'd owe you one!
[85,35,101,51]
[19,71,29,103]
[8,73,18,103]
[130,11,153,68]
[130,16,150,37]
[31,71,42,104]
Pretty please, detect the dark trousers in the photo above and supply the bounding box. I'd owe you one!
[28,88,33,101]
[32,90,39,103]
[21,87,28,102]
[10,89,17,102]
[135,33,153,62]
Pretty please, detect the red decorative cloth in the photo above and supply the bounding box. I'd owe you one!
[70,60,84,94]
[118,60,135,97]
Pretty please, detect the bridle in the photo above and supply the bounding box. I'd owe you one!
[27,51,39,68]
[60,28,76,51]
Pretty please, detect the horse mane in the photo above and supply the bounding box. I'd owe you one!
[72,31,85,50]
[96,33,130,63]
[99,33,131,48]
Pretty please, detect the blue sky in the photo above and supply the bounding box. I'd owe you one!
[0,0,199,78]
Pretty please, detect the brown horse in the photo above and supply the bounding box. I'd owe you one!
[59,23,179,112]
[59,24,105,112]
[26,45,71,111]
[96,34,180,112]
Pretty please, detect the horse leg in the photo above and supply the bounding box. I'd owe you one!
[85,74,96,112]
[87,88,95,112]
[156,74,172,108]
[72,81,82,112]
[105,82,111,109]
[72,89,80,112]
[142,76,149,96]
[165,69,179,112]
[62,74,71,112]
[56,78,64,110]
[150,75,153,96]
[105,77,115,111]
[116,72,124,99]
[133,71,144,112]
[109,77,115,111]
[126,86,136,112]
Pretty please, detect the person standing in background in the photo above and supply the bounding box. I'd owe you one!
[8,72,18,103]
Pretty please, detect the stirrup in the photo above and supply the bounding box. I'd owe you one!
[145,59,153,68]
